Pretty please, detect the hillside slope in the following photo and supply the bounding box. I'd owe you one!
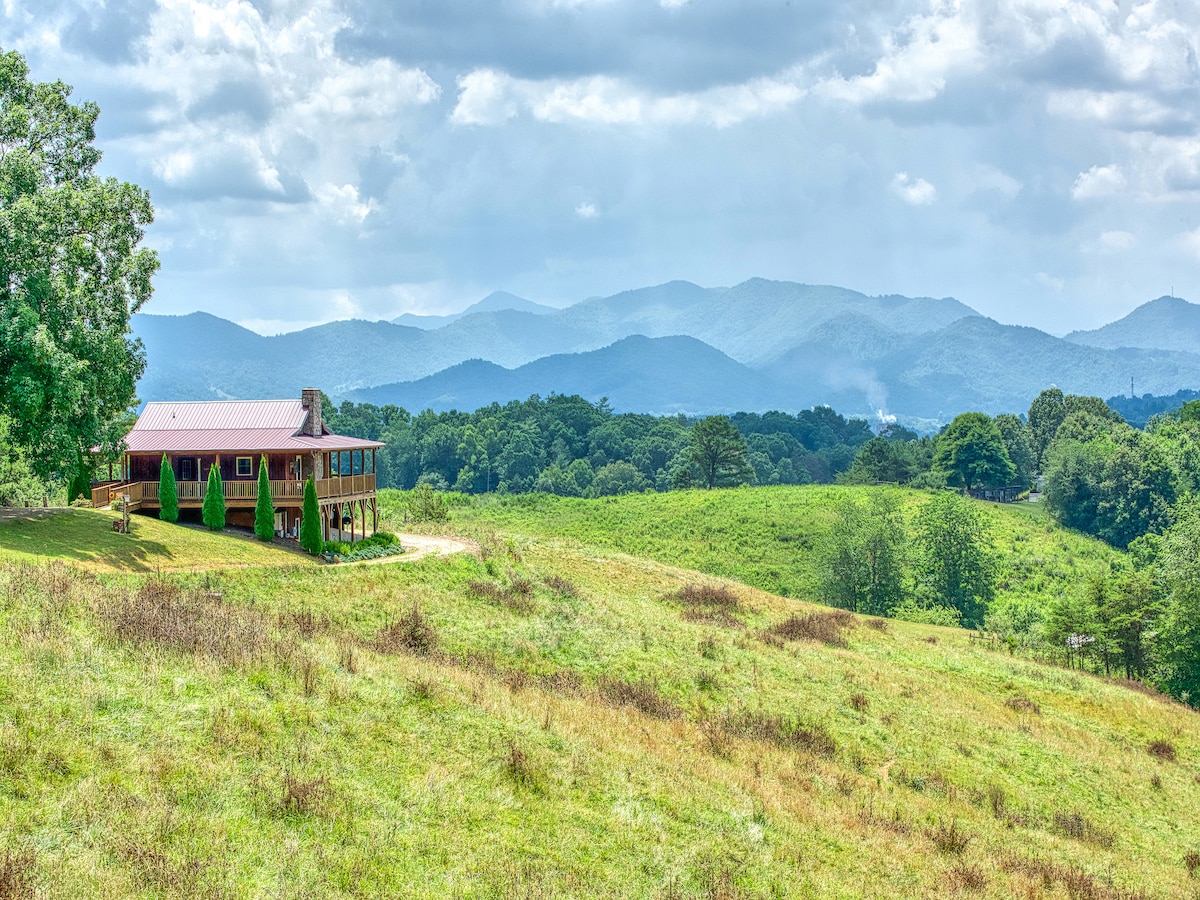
[0,507,1195,897]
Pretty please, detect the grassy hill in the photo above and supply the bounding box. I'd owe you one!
[0,508,315,572]
[0,493,1196,897]
[449,485,1122,616]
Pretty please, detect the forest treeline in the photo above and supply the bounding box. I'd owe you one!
[321,393,874,496]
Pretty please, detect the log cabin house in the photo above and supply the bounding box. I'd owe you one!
[93,389,383,542]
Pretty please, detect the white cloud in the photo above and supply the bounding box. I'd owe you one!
[1035,271,1065,292]
[1098,230,1136,251]
[818,2,983,104]
[574,202,599,219]
[315,183,376,225]
[450,67,805,128]
[1177,227,1200,260]
[969,165,1022,198]
[892,172,937,205]
[1071,164,1126,200]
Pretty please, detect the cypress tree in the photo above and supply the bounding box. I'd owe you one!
[254,455,274,540]
[158,453,178,522]
[202,462,225,530]
[300,476,323,554]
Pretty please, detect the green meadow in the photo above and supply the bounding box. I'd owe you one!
[0,488,1195,898]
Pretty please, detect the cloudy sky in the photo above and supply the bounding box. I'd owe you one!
[5,0,1200,334]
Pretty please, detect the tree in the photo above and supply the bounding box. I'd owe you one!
[0,50,158,481]
[932,412,1016,491]
[687,416,753,489]
[589,460,650,497]
[1027,387,1067,471]
[1149,501,1200,704]
[300,476,323,553]
[254,454,273,540]
[158,453,178,523]
[993,413,1034,488]
[819,492,907,616]
[914,492,996,628]
[202,463,225,530]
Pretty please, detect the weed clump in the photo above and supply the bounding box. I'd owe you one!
[928,819,971,854]
[723,710,837,757]
[1004,695,1041,715]
[766,609,856,647]
[542,574,579,598]
[1147,739,1177,762]
[1051,810,1116,849]
[373,604,438,656]
[849,693,869,712]
[1184,851,1200,877]
[668,583,743,627]
[0,847,36,900]
[946,861,986,891]
[279,772,329,816]
[503,742,538,788]
[467,577,535,614]
[597,676,681,720]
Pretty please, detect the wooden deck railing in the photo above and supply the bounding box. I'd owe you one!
[104,475,376,506]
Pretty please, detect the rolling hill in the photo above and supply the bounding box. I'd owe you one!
[392,290,558,329]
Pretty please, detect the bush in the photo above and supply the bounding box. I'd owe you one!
[766,609,856,647]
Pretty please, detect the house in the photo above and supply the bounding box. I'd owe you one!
[93,389,384,542]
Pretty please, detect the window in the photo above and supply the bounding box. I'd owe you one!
[180,458,195,481]
[236,457,252,477]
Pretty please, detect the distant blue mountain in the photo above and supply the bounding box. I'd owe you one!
[130,279,1200,421]
[392,290,557,329]
[348,335,785,414]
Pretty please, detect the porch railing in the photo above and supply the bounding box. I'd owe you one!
[113,475,375,505]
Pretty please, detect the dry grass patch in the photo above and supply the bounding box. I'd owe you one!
[928,819,971,854]
[1147,739,1177,763]
[278,771,330,817]
[765,609,856,647]
[999,854,1150,900]
[597,675,681,721]
[667,582,744,628]
[98,577,281,668]
[1004,695,1041,715]
[0,847,36,900]
[372,604,439,656]
[722,710,837,758]
[1051,810,1117,849]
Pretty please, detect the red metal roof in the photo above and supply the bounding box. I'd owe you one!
[124,400,384,454]
[134,399,307,431]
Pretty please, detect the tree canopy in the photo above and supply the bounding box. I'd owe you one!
[932,412,1016,491]
[0,49,157,482]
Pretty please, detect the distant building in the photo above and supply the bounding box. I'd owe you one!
[967,485,1025,503]
[93,389,383,542]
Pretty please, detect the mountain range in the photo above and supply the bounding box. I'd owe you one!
[131,279,1200,421]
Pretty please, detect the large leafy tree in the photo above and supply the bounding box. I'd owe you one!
[914,492,996,628]
[819,492,907,616]
[932,412,1016,491]
[0,50,158,481]
[158,453,178,523]
[687,416,753,489]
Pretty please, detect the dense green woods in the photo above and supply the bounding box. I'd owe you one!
[323,393,873,495]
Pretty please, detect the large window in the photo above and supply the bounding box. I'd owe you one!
[236,457,252,477]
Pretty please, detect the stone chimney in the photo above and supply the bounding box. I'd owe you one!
[300,388,323,436]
